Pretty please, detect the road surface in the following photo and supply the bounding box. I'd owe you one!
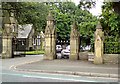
[0,54,118,82]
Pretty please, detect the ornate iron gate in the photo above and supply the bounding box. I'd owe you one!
[12,37,26,57]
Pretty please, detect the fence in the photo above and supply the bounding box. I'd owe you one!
[104,36,120,54]
[90,36,120,54]
[104,41,120,54]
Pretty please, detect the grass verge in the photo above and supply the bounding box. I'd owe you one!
[25,50,45,55]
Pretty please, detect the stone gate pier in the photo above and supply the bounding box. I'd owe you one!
[70,21,80,60]
[2,11,18,58]
[94,22,104,64]
[44,12,56,60]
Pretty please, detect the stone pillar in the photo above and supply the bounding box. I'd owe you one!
[94,22,104,64]
[2,23,13,58]
[2,35,12,58]
[2,11,18,58]
[70,21,80,60]
[29,36,33,50]
[44,12,56,60]
[29,27,34,50]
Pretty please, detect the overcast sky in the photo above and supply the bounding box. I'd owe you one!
[73,0,104,16]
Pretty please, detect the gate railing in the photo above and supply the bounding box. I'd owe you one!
[104,42,120,54]
[90,36,120,54]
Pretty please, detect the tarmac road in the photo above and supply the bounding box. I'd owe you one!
[0,55,119,82]
[1,55,69,82]
[1,69,118,82]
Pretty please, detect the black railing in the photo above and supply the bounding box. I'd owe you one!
[104,42,120,54]
[90,43,94,52]
[12,38,26,57]
[90,42,120,54]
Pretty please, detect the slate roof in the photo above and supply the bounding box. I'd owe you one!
[17,24,33,38]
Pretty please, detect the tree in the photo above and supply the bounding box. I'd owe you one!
[2,2,49,32]
[50,2,98,46]
[78,0,96,10]
[48,2,77,42]
[100,2,120,40]
[76,8,97,46]
[100,2,120,54]
[2,2,98,46]
[112,2,120,15]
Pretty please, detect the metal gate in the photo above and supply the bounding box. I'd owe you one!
[12,37,26,57]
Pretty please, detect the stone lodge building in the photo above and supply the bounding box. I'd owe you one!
[15,24,35,51]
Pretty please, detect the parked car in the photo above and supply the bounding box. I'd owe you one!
[13,51,25,57]
[61,48,70,59]
[56,45,62,53]
[66,45,70,50]
[82,45,91,51]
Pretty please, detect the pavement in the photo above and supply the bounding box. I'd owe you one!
[2,55,119,82]
[14,56,119,78]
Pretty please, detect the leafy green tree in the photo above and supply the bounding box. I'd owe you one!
[2,2,49,32]
[50,2,98,46]
[78,0,95,10]
[49,2,76,41]
[75,8,97,46]
[100,2,120,54]
[112,2,120,15]
[100,2,120,40]
[2,2,98,46]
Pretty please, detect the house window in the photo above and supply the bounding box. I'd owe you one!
[37,35,41,46]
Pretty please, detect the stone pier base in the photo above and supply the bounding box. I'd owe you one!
[2,36,12,59]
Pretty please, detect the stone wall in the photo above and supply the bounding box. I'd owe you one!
[79,51,88,60]
[80,52,119,64]
[103,54,119,64]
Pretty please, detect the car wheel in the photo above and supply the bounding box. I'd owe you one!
[64,56,68,59]
[66,56,69,59]
[61,54,64,59]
